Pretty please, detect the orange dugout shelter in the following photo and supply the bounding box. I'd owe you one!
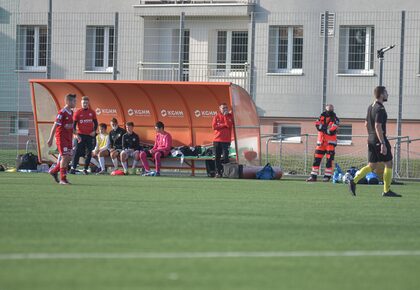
[29,80,261,169]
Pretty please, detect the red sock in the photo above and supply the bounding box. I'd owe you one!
[60,167,67,181]
[50,164,60,174]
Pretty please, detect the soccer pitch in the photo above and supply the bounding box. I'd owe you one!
[1,174,420,290]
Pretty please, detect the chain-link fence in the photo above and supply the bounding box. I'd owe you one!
[262,134,420,180]
[1,3,420,178]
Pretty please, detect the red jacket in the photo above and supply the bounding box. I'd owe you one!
[212,112,234,142]
[315,111,339,145]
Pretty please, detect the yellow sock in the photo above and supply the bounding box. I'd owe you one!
[383,167,392,193]
[353,165,372,184]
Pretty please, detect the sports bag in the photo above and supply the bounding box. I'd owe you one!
[222,163,243,179]
[256,163,275,180]
[17,152,38,170]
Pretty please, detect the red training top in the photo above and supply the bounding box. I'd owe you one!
[74,108,97,135]
[55,107,73,144]
[212,112,234,142]
[152,131,173,155]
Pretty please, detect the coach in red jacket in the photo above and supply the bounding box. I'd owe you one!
[71,96,98,174]
[212,103,234,178]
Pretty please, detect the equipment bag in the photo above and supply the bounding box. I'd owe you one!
[222,163,243,179]
[17,152,38,170]
[256,163,275,180]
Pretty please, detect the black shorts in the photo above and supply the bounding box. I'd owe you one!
[368,139,392,163]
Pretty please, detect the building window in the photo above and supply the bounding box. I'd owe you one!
[268,26,303,74]
[86,26,114,72]
[216,30,248,71]
[9,116,29,135]
[337,124,352,145]
[17,26,47,70]
[339,26,374,74]
[275,124,302,143]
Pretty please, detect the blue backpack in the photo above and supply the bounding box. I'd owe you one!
[256,163,275,180]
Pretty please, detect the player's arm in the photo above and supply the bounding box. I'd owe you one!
[374,109,387,154]
[47,123,58,147]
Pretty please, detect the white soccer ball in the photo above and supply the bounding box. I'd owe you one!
[342,172,353,184]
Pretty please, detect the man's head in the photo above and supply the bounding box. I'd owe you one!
[374,86,388,102]
[99,123,107,134]
[155,121,164,133]
[219,103,229,115]
[325,104,334,114]
[81,96,89,109]
[126,122,134,134]
[65,94,77,108]
[110,118,119,130]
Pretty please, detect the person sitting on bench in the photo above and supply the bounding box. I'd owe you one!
[138,121,172,176]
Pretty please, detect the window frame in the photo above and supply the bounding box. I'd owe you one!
[337,124,353,146]
[9,116,29,136]
[340,26,374,75]
[268,26,303,75]
[86,26,115,72]
[19,25,48,71]
[216,30,248,73]
[274,124,302,144]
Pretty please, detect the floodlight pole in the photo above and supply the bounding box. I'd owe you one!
[377,45,395,86]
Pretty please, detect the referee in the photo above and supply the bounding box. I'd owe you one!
[349,86,401,197]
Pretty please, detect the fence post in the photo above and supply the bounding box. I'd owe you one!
[395,10,406,176]
[249,11,256,98]
[406,136,410,178]
[47,0,52,79]
[113,12,119,80]
[304,134,308,175]
[321,11,329,111]
[178,12,185,81]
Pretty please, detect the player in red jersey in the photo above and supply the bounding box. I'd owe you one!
[70,96,98,174]
[47,94,77,185]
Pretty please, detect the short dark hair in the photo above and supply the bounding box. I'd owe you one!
[81,96,89,101]
[126,122,134,127]
[65,94,76,101]
[374,86,387,99]
[99,123,107,130]
[110,118,118,124]
[155,121,164,129]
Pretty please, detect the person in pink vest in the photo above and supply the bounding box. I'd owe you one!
[138,121,172,176]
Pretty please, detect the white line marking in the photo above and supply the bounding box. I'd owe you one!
[1,251,420,261]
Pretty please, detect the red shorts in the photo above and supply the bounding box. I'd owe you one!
[57,141,73,156]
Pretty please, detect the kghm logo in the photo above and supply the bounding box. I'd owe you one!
[194,110,217,118]
[128,108,151,117]
[96,108,117,116]
[161,109,184,117]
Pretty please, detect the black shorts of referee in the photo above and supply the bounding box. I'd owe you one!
[368,138,392,163]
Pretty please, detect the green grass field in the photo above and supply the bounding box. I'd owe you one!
[1,173,420,290]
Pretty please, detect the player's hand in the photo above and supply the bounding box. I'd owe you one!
[47,138,53,147]
[380,144,387,155]
[90,131,96,137]
[149,149,154,154]
[76,135,82,143]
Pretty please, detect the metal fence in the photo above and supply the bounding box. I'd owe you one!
[262,134,420,180]
[1,5,420,179]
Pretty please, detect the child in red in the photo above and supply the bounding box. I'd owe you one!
[138,121,172,176]
[47,94,77,184]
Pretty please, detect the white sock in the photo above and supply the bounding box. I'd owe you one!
[132,159,138,169]
[112,158,118,169]
[122,161,128,171]
[99,157,105,171]
[90,158,99,167]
